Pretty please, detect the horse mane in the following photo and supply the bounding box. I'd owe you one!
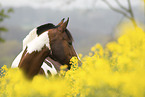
[37,23,56,36]
[37,23,73,41]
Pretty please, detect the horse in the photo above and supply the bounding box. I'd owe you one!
[13,18,80,79]
[11,18,65,68]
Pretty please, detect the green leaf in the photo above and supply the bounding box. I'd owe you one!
[0,9,4,14]
[0,18,4,22]
[7,8,14,13]
[0,27,8,32]
[0,37,5,42]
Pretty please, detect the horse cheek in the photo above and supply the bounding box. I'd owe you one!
[52,43,65,62]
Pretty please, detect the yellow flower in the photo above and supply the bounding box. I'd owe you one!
[0,23,145,97]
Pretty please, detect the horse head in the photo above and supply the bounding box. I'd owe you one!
[48,18,80,69]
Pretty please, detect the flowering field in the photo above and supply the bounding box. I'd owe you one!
[0,23,145,97]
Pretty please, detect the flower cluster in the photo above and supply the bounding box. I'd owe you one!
[0,23,145,97]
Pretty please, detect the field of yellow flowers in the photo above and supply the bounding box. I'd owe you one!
[0,23,145,97]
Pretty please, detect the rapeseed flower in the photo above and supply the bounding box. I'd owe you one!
[0,23,145,97]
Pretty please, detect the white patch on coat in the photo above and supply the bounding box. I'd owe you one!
[27,31,50,53]
[11,28,38,68]
[11,51,23,68]
[23,28,38,49]
[41,61,57,76]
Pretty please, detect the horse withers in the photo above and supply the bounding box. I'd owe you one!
[16,18,80,79]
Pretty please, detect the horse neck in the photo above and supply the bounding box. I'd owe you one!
[23,28,38,50]
[19,31,50,79]
[26,31,50,53]
[19,46,50,79]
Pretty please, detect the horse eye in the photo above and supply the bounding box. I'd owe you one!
[68,42,72,45]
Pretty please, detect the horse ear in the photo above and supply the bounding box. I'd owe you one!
[57,18,65,26]
[59,17,69,32]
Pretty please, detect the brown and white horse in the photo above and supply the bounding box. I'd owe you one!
[11,19,64,68]
[12,18,80,79]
